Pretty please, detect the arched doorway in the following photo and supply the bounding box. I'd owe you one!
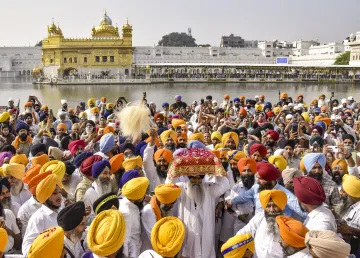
[125,69,129,76]
[63,67,78,76]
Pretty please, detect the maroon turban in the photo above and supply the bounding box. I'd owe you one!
[257,161,281,181]
[293,176,326,205]
[68,140,86,156]
[310,125,324,136]
[265,130,279,141]
[250,143,267,158]
[80,155,103,176]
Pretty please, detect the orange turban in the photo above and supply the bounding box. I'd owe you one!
[160,130,177,145]
[280,93,288,99]
[23,164,42,184]
[276,216,309,248]
[331,159,348,174]
[24,102,33,108]
[222,132,239,148]
[189,132,204,143]
[110,154,124,174]
[180,124,188,133]
[209,150,220,158]
[299,158,306,173]
[28,171,52,195]
[56,123,67,131]
[239,108,247,117]
[31,154,50,167]
[320,118,331,126]
[226,150,246,163]
[219,148,230,160]
[154,113,164,122]
[177,132,188,143]
[259,189,287,210]
[171,119,186,129]
[239,96,245,100]
[104,126,115,135]
[224,94,230,100]
[154,149,173,163]
[237,158,257,174]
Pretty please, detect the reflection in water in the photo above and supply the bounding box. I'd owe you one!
[0,78,359,110]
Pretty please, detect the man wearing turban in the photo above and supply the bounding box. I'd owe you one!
[177,132,188,149]
[160,129,177,152]
[68,139,86,157]
[222,132,239,150]
[211,131,222,146]
[22,174,63,255]
[12,122,32,157]
[293,176,336,232]
[237,190,288,258]
[140,184,181,252]
[249,143,267,162]
[4,163,31,206]
[61,162,81,200]
[119,177,149,257]
[281,167,302,193]
[226,150,246,186]
[303,153,341,206]
[276,216,310,257]
[331,159,351,188]
[264,130,279,149]
[0,177,21,217]
[221,233,254,258]
[268,155,287,172]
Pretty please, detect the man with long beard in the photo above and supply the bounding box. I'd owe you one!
[12,122,32,157]
[226,150,246,186]
[237,189,288,258]
[22,174,63,255]
[160,129,177,152]
[0,177,20,217]
[57,201,88,258]
[5,163,31,206]
[84,160,113,213]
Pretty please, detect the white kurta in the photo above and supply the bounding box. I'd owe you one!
[9,201,21,217]
[174,176,230,258]
[304,205,337,232]
[4,209,20,253]
[143,143,165,192]
[17,196,42,237]
[62,173,82,198]
[83,181,110,213]
[140,204,157,253]
[119,197,142,258]
[288,248,312,258]
[138,250,163,258]
[11,186,32,206]
[237,211,283,258]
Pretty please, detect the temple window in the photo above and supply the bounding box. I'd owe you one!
[50,59,53,63]
[69,57,72,63]
[102,56,108,62]
[84,57,88,63]
[74,57,78,63]
[64,57,67,63]
[96,56,100,62]
[110,56,114,62]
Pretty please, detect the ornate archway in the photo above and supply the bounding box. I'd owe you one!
[63,67,78,76]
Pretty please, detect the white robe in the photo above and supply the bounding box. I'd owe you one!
[83,181,111,214]
[143,143,166,192]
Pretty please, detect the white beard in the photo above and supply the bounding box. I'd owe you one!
[266,216,280,238]
[97,178,112,195]
[186,181,204,207]
[11,180,23,196]
[334,196,354,217]
[1,197,11,209]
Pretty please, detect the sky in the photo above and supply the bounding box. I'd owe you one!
[1,0,360,47]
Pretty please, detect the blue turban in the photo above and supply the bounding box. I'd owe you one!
[314,108,321,113]
[162,102,169,107]
[188,140,206,149]
[15,122,29,133]
[92,160,111,178]
[119,136,127,144]
[120,170,140,188]
[119,143,135,154]
[135,141,147,156]
[157,127,166,136]
[234,98,240,102]
[100,133,115,154]
[316,121,326,131]
[74,152,93,168]
[303,153,326,172]
[264,102,272,110]
[42,136,59,152]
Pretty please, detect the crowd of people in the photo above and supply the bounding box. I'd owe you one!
[0,91,359,258]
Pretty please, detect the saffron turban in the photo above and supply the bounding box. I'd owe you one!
[4,163,25,179]
[342,174,360,198]
[222,132,239,148]
[122,155,143,172]
[91,107,100,114]
[0,112,10,123]
[151,216,185,257]
[259,189,287,210]
[87,209,126,257]
[171,119,186,129]
[48,147,64,161]
[219,148,229,159]
[209,150,220,158]
[122,177,149,200]
[92,160,111,179]
[160,130,177,145]
[293,176,326,205]
[120,170,141,188]
[221,233,254,258]
[80,155,102,176]
[31,154,50,166]
[319,118,331,126]
[36,174,62,203]
[239,96,245,100]
[74,152,93,168]
[154,149,173,163]
[28,171,52,195]
[331,159,348,174]
[189,132,205,143]
[56,123,67,131]
[28,226,64,258]
[103,126,115,135]
[237,158,257,174]
[282,168,302,185]
[276,216,309,248]
[10,154,28,166]
[68,140,86,156]
[224,94,230,99]
[100,133,115,154]
[23,164,42,184]
[211,131,222,142]
[305,230,351,258]
[257,161,281,181]
[249,143,267,158]
[154,113,164,122]
[226,150,246,162]
[24,102,33,108]
[88,98,96,107]
[265,130,279,141]
[155,184,181,204]
[0,228,8,253]
[40,160,65,180]
[268,155,287,171]
[280,93,288,99]
[303,153,326,172]
[239,108,247,117]
[110,153,124,174]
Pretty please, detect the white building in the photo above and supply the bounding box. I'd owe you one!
[347,32,360,65]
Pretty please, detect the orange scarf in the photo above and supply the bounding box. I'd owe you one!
[13,136,33,150]
[150,195,162,221]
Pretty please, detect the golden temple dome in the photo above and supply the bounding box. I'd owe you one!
[92,11,119,37]
[48,19,63,36]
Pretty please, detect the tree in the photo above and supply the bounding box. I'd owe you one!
[334,51,350,65]
[158,32,196,47]
[35,40,42,47]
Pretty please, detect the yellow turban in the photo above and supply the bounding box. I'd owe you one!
[151,216,185,257]
[160,130,178,145]
[342,174,360,198]
[36,174,62,203]
[0,112,10,123]
[122,156,143,172]
[122,177,149,200]
[211,131,222,142]
[79,112,88,118]
[91,107,100,114]
[268,155,288,171]
[155,184,181,204]
[28,226,64,258]
[259,189,287,210]
[273,107,281,115]
[4,163,25,180]
[88,98,96,107]
[10,154,28,166]
[171,119,186,129]
[106,103,115,110]
[222,132,239,148]
[87,210,126,257]
[0,228,8,253]
[189,132,204,143]
[331,159,348,174]
[302,112,310,123]
[255,104,263,112]
[221,233,255,258]
[299,158,306,173]
[40,160,66,180]
[314,116,322,124]
[226,150,246,163]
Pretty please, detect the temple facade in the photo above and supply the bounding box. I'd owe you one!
[41,12,133,78]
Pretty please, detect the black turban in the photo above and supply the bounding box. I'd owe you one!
[0,177,11,191]
[43,136,59,153]
[93,192,120,215]
[65,162,76,176]
[57,201,86,231]
[278,139,296,149]
[30,143,47,157]
[238,127,248,136]
[119,143,135,154]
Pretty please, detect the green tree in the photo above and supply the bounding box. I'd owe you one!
[35,40,42,47]
[334,51,350,65]
[158,32,196,47]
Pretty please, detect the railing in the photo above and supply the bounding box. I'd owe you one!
[61,78,151,83]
